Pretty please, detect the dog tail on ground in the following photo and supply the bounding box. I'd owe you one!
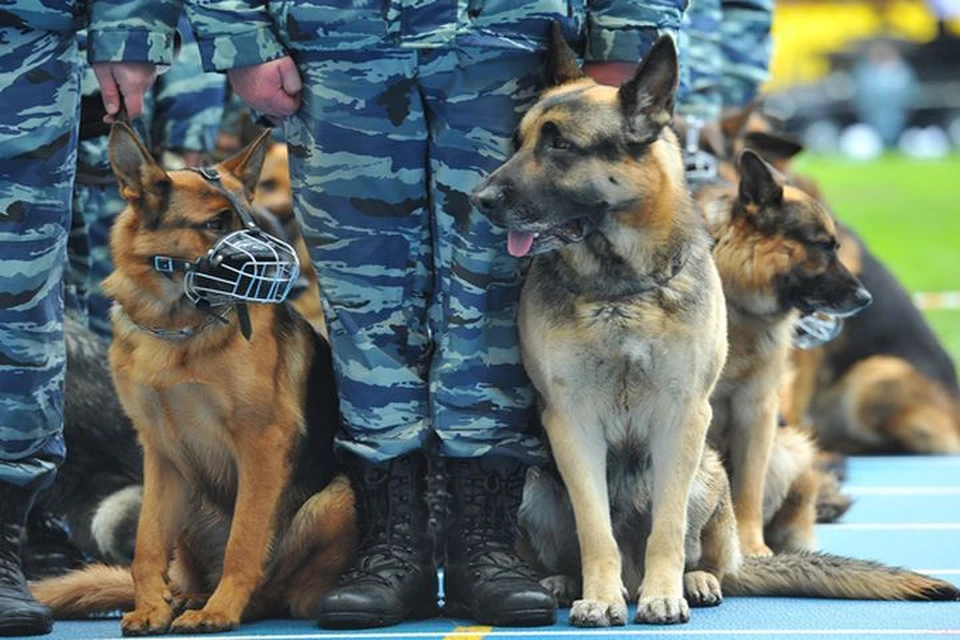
[31,564,134,618]
[724,552,959,600]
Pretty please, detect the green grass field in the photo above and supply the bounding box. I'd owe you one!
[792,154,960,365]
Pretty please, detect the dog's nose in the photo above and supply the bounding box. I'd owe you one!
[853,286,873,311]
[471,184,505,215]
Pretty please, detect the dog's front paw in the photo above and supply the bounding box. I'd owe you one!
[683,571,722,608]
[169,608,239,634]
[121,603,174,636]
[569,598,627,627]
[635,595,690,624]
[541,575,580,606]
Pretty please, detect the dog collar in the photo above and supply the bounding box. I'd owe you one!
[114,304,232,341]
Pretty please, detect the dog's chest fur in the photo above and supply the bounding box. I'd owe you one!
[521,232,723,446]
[112,330,287,513]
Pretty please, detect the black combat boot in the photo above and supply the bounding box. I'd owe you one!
[0,483,54,636]
[315,452,438,629]
[443,457,556,626]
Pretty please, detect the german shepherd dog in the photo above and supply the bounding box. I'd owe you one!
[477,26,959,627]
[695,150,872,556]
[474,29,728,625]
[31,124,355,635]
[708,113,960,454]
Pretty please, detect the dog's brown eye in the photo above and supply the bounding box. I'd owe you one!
[818,239,839,252]
[203,210,232,232]
[258,178,278,193]
[541,121,572,151]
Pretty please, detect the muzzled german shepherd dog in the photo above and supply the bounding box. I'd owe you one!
[31,124,355,635]
[475,25,959,627]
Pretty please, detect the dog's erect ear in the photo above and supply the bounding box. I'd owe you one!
[741,131,805,166]
[221,127,272,195]
[545,21,586,87]
[738,149,784,208]
[109,122,171,229]
[617,36,679,138]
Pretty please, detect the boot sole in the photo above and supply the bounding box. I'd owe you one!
[0,615,53,637]
[317,603,438,630]
[444,601,557,627]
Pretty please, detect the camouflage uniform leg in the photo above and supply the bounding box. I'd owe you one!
[0,26,78,486]
[65,200,90,324]
[719,0,774,108]
[284,49,434,463]
[418,47,546,464]
[74,178,127,338]
[678,0,724,121]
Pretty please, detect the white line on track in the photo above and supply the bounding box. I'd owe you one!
[844,486,960,496]
[130,630,960,640]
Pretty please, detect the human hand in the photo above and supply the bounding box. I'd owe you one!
[583,61,637,87]
[93,62,157,122]
[227,57,302,118]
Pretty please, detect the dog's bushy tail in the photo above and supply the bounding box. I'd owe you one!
[31,564,134,618]
[724,552,959,601]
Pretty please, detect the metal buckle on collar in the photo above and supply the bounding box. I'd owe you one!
[193,167,221,182]
[153,256,175,273]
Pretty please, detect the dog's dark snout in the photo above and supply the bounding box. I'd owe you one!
[471,183,506,215]
[853,286,873,311]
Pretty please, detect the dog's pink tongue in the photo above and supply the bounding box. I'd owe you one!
[507,231,536,257]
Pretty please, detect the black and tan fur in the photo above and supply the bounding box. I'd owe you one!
[696,150,871,556]
[31,124,355,635]
[483,26,959,627]
[475,29,728,626]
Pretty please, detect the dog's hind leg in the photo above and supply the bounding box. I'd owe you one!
[542,405,626,627]
[636,402,712,625]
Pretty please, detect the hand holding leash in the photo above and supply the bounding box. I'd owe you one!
[92,62,157,123]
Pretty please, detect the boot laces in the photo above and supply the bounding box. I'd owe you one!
[341,467,420,587]
[458,472,536,581]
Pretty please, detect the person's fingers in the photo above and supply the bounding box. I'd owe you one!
[92,64,120,118]
[278,58,302,96]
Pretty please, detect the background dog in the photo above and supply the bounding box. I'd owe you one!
[697,149,871,556]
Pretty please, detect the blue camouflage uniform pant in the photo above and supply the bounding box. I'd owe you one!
[184,3,684,466]
[0,25,76,489]
[285,47,549,464]
[678,0,773,121]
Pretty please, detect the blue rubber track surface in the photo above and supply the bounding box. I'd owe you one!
[48,456,960,640]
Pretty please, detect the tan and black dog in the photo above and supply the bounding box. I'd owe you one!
[477,25,958,627]
[696,150,871,556]
[475,29,728,626]
[31,124,355,635]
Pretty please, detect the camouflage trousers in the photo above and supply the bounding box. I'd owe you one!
[0,26,78,486]
[284,46,556,464]
[66,179,125,338]
[678,0,773,121]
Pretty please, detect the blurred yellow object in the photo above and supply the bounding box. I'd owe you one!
[766,0,960,91]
